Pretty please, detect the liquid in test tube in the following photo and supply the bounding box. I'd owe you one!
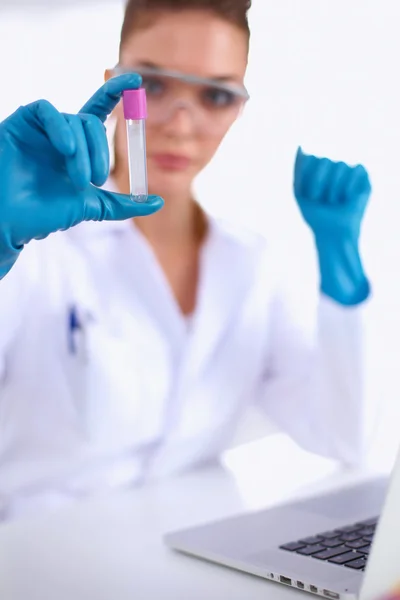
[122,88,148,202]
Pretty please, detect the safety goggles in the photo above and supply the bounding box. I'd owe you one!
[112,64,249,136]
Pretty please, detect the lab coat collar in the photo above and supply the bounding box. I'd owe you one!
[182,218,264,381]
[112,215,263,389]
[67,179,266,378]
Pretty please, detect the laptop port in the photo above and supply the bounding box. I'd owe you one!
[280,576,292,585]
[297,581,305,590]
[324,591,340,599]
[310,585,318,593]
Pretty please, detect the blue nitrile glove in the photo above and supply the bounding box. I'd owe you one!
[294,147,371,306]
[0,73,163,279]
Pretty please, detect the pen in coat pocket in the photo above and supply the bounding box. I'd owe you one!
[68,305,82,355]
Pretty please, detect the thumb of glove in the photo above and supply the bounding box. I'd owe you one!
[83,188,164,222]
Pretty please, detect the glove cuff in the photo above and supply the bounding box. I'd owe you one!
[315,236,370,306]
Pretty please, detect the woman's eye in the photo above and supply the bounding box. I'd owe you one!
[202,87,237,108]
[141,76,166,96]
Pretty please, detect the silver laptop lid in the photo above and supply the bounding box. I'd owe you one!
[360,448,400,600]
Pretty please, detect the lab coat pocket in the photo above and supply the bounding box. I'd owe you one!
[81,321,159,453]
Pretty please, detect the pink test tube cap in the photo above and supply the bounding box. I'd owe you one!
[122,88,147,120]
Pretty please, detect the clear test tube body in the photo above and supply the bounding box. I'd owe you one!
[122,88,148,203]
[126,118,148,202]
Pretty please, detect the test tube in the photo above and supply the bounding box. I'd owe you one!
[122,88,148,202]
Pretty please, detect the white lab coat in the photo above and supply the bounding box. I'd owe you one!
[0,191,366,519]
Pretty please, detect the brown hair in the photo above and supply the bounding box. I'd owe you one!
[120,0,251,52]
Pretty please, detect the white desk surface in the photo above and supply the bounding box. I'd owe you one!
[0,436,383,600]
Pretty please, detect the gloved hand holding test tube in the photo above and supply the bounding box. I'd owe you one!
[122,87,148,202]
[0,74,163,280]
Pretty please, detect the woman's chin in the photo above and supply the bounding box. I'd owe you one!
[149,171,194,200]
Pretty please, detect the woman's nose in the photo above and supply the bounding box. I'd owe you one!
[162,103,198,137]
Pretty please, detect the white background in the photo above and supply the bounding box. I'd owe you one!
[1,0,400,479]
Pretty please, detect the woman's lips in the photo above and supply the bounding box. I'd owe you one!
[151,153,192,171]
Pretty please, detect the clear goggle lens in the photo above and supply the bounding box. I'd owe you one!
[112,65,249,136]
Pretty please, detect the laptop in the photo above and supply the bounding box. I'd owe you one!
[164,449,400,599]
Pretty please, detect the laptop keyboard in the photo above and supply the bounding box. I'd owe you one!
[279,517,378,571]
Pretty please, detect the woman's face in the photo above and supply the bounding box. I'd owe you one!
[114,9,248,198]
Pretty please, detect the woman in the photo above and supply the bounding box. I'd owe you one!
[0,0,371,520]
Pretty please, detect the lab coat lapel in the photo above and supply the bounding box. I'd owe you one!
[183,221,258,381]
[118,226,187,352]
[92,176,188,351]
[70,220,187,355]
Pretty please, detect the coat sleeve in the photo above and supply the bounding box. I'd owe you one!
[255,258,368,467]
[0,243,40,380]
